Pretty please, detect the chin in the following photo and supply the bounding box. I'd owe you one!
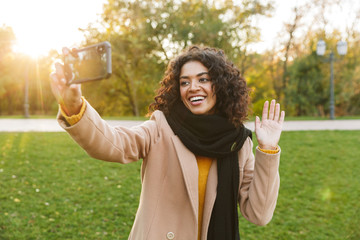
[190,109,210,115]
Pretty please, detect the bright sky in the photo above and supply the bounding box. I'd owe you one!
[252,0,360,53]
[0,0,106,57]
[0,0,358,57]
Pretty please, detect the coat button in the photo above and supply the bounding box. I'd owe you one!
[166,232,175,239]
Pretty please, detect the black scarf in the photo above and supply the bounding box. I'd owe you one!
[166,101,252,240]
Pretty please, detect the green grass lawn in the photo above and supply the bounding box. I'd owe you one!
[0,131,359,239]
[0,115,150,121]
[1,114,359,121]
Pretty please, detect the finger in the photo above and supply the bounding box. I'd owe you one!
[279,110,285,124]
[274,103,280,122]
[49,72,65,89]
[255,116,260,131]
[268,99,276,120]
[62,47,71,56]
[262,101,269,120]
[54,62,66,81]
[69,83,82,95]
[71,48,79,57]
[49,72,63,99]
[50,71,59,82]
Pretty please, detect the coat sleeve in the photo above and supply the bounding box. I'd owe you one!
[238,137,280,226]
[57,100,159,164]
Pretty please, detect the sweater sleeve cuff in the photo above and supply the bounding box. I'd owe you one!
[257,145,280,154]
[59,96,87,126]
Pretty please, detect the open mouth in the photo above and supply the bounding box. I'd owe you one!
[189,96,205,102]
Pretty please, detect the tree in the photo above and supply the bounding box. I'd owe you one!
[80,0,274,116]
[285,51,327,116]
[281,5,307,96]
[0,25,17,115]
[0,25,15,58]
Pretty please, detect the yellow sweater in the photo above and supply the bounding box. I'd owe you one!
[196,156,213,240]
[60,99,279,240]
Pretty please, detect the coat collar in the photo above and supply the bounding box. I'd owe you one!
[171,135,199,220]
[171,135,218,234]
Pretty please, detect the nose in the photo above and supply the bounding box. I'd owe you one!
[189,80,200,91]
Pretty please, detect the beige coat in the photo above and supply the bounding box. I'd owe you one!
[58,101,280,240]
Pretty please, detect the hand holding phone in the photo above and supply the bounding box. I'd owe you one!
[64,41,112,84]
[50,61,83,116]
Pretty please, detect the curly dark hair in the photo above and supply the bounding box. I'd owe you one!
[148,45,249,126]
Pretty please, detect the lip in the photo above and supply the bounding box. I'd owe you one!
[188,95,206,106]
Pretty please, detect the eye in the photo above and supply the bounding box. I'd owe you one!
[199,78,209,83]
[180,80,189,86]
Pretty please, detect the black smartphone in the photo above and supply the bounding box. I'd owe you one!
[64,41,112,84]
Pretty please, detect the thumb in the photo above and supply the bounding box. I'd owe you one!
[69,83,82,95]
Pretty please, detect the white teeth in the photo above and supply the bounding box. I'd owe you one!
[190,96,205,102]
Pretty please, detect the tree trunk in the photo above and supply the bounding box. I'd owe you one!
[124,79,139,117]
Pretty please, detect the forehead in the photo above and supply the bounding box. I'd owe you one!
[180,61,209,77]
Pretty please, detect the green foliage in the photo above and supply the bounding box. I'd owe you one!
[0,25,59,116]
[1,131,360,239]
[245,53,277,117]
[0,25,15,56]
[0,54,27,115]
[0,26,17,115]
[285,51,327,116]
[79,0,273,116]
[337,38,360,115]
[1,2,360,117]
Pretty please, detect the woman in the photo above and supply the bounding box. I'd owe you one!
[50,45,284,240]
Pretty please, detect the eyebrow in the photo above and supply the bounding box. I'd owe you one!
[180,72,209,79]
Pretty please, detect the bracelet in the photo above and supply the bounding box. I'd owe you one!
[258,146,280,154]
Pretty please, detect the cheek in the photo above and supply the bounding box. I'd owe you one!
[208,86,216,104]
[207,84,215,97]
[179,87,186,101]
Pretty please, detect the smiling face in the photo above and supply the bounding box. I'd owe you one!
[179,61,217,115]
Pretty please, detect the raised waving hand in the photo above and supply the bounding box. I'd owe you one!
[255,100,285,150]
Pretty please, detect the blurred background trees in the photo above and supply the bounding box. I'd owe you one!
[0,0,359,118]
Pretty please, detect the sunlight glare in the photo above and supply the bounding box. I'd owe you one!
[0,0,105,58]
[14,39,52,58]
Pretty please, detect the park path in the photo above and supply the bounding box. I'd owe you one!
[0,118,359,132]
